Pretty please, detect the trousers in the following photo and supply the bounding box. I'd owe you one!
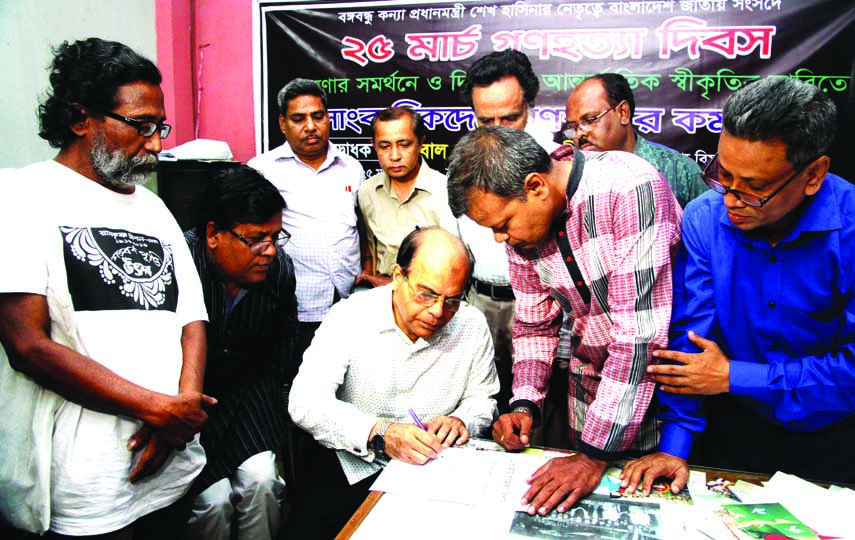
[186,451,285,540]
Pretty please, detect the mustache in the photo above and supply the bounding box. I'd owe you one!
[131,153,157,170]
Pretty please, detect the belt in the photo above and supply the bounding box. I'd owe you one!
[471,278,515,301]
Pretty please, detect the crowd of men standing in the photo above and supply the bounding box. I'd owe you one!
[1,36,853,540]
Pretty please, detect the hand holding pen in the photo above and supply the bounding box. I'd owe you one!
[408,408,428,430]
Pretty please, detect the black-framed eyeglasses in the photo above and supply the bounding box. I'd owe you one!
[228,229,291,255]
[404,277,463,313]
[555,100,625,143]
[701,154,812,208]
[90,107,172,139]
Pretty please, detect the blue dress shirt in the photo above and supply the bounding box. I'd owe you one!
[658,172,855,460]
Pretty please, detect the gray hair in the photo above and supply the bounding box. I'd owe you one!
[277,78,328,115]
[446,126,552,217]
[723,77,837,167]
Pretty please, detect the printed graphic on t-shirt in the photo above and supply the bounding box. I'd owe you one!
[61,226,179,312]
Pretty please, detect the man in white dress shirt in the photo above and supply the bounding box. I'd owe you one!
[459,50,558,416]
[248,78,365,363]
[285,227,499,539]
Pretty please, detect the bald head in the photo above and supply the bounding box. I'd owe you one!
[396,227,471,280]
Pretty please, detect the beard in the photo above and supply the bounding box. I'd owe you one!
[90,132,158,188]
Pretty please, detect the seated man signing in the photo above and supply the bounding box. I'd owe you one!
[622,77,855,493]
[285,227,499,539]
[184,165,298,540]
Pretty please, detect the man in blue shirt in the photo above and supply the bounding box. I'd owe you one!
[621,77,855,492]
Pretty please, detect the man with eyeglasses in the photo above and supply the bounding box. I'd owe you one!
[562,73,707,208]
[182,165,297,540]
[285,227,498,539]
[447,126,681,517]
[0,38,210,538]
[622,77,855,493]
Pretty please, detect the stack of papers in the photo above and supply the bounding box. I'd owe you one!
[354,443,854,539]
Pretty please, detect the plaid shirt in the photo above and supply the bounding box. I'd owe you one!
[508,146,682,460]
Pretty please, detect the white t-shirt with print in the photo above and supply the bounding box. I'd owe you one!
[0,160,208,535]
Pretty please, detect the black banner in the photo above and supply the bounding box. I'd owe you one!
[255,0,855,180]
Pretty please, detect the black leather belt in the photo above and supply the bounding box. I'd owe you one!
[472,278,515,301]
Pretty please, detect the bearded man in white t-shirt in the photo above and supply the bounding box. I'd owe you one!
[0,38,211,539]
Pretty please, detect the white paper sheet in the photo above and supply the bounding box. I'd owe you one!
[370,446,550,507]
[349,493,515,540]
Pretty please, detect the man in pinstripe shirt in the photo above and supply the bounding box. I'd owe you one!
[183,166,298,540]
[447,126,682,516]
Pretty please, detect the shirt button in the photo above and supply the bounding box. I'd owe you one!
[566,256,573,262]
[558,231,564,237]
[769,255,778,263]
[768,301,776,309]
[770,343,779,350]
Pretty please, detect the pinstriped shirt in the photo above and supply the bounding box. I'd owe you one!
[248,142,364,322]
[185,230,299,490]
[508,146,682,460]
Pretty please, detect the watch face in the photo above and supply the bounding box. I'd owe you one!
[370,434,385,454]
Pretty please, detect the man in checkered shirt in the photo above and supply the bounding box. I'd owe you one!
[447,126,682,516]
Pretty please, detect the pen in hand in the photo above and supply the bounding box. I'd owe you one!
[408,408,427,431]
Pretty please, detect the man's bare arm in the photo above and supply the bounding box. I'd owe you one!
[178,320,207,394]
[0,292,213,443]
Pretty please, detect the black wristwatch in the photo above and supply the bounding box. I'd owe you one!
[369,420,391,456]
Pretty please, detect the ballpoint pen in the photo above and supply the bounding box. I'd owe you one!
[408,408,427,431]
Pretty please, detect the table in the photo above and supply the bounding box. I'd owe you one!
[335,461,773,540]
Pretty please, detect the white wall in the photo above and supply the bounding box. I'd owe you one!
[0,0,157,168]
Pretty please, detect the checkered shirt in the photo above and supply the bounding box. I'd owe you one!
[509,145,682,460]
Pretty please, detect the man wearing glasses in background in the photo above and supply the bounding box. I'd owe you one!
[622,77,855,492]
[0,38,210,538]
[562,73,707,208]
[183,165,297,540]
[285,227,498,539]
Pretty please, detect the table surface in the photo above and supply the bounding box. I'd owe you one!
[334,462,773,540]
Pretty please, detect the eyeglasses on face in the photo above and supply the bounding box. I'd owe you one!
[89,107,172,139]
[228,229,291,255]
[701,154,812,208]
[556,100,625,143]
[404,277,463,313]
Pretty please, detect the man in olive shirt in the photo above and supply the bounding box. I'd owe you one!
[356,106,454,288]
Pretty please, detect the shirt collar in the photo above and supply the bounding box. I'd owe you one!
[273,140,344,172]
[377,158,436,199]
